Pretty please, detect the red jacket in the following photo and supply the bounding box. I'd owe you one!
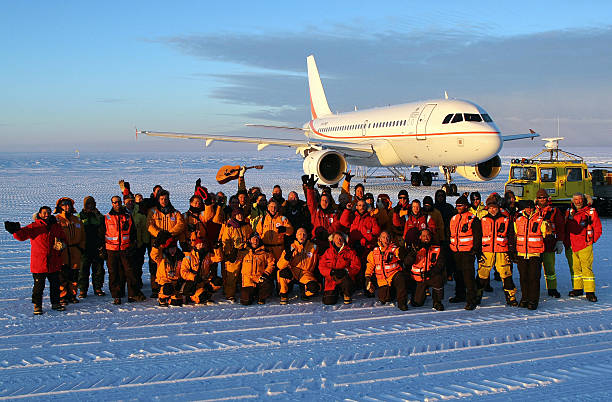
[536,204,566,252]
[566,206,602,252]
[306,187,342,244]
[13,218,66,274]
[318,243,361,291]
[401,213,436,247]
[339,209,381,253]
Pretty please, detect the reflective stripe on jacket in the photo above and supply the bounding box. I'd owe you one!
[105,212,132,251]
[449,212,476,252]
[515,213,545,254]
[365,244,402,287]
[481,214,510,253]
[411,245,441,282]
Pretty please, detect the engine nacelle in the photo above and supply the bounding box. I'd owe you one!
[455,155,502,182]
[302,150,347,185]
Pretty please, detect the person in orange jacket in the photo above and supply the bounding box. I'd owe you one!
[405,228,445,311]
[277,227,320,304]
[221,207,253,302]
[365,231,408,311]
[256,199,293,261]
[318,232,361,305]
[180,238,223,305]
[54,197,86,305]
[239,233,276,305]
[565,193,603,302]
[150,238,184,307]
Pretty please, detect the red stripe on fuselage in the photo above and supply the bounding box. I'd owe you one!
[308,121,499,139]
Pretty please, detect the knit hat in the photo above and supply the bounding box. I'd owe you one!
[231,207,245,219]
[520,199,535,210]
[423,196,434,206]
[485,194,499,206]
[398,189,409,198]
[455,195,469,206]
[469,191,481,202]
[54,197,75,214]
[123,193,135,201]
[163,237,177,249]
[536,189,549,199]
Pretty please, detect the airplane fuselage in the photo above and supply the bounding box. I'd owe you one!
[306,98,502,168]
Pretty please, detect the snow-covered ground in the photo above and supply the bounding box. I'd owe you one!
[1,148,611,400]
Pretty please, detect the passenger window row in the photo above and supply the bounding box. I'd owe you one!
[442,113,493,124]
[319,120,408,133]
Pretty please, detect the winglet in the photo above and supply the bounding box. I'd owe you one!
[306,55,332,120]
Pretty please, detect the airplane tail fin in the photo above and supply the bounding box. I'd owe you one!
[307,55,332,119]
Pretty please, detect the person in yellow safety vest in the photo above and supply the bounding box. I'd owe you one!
[513,200,551,310]
[469,192,488,219]
[150,238,184,307]
[565,193,603,302]
[365,231,409,311]
[256,199,294,261]
[535,189,565,299]
[277,227,320,304]
[404,229,445,311]
[477,194,518,306]
[180,238,223,305]
[54,197,85,305]
[221,207,253,302]
[239,233,276,305]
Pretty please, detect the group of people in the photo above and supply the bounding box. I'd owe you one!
[4,168,603,315]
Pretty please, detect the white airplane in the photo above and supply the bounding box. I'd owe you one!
[138,55,538,194]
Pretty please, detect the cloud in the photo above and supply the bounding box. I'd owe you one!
[163,25,612,143]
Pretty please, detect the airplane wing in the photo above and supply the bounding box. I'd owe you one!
[136,129,375,158]
[502,129,540,142]
[244,124,308,132]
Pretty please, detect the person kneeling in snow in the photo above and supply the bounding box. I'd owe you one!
[5,207,67,315]
[150,238,184,307]
[180,238,222,305]
[318,232,361,305]
[276,227,320,304]
[365,231,408,311]
[405,228,446,311]
[239,233,275,305]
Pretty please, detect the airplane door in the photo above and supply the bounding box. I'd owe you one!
[415,103,437,140]
[362,120,368,136]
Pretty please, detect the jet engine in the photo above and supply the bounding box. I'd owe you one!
[455,155,502,182]
[302,150,347,185]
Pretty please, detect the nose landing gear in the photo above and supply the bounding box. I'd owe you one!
[441,166,459,195]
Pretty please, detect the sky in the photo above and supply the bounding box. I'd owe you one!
[1,1,612,152]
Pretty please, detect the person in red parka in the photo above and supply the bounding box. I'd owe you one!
[304,175,343,252]
[5,206,67,315]
[318,232,361,305]
[395,199,436,248]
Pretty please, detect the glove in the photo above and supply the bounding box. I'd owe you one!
[554,241,564,255]
[216,196,226,207]
[98,246,107,260]
[53,239,66,251]
[180,281,196,296]
[283,244,294,261]
[477,252,486,265]
[211,275,223,287]
[196,178,202,188]
[4,221,20,234]
[277,225,286,234]
[330,269,347,281]
[258,272,271,283]
[212,240,223,249]
[301,175,309,185]
[278,267,293,279]
[226,248,238,263]
[153,231,172,248]
[239,166,247,177]
[306,174,318,188]
[365,277,375,294]
[343,170,355,182]
[162,283,176,295]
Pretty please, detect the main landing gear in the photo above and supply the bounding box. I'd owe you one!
[410,166,434,187]
[441,166,459,196]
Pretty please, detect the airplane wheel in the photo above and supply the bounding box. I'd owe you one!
[450,183,458,195]
[411,172,422,186]
[442,184,451,195]
[422,172,433,186]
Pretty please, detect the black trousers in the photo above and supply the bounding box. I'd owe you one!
[147,244,159,294]
[32,272,60,306]
[454,252,476,304]
[107,250,140,298]
[517,256,542,304]
[442,242,456,279]
[130,245,146,290]
[322,276,354,305]
[377,271,408,307]
[240,279,274,305]
[78,253,105,292]
[412,273,444,306]
[224,269,240,299]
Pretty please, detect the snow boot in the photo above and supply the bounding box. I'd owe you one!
[33,304,43,315]
[343,295,352,305]
[78,291,87,299]
[169,298,183,307]
[504,290,519,307]
[279,293,289,305]
[158,298,169,307]
[51,303,65,311]
[586,292,598,302]
[568,289,584,297]
[94,289,106,296]
[527,302,538,310]
[113,298,122,305]
[257,299,266,305]
[518,299,529,308]
[448,295,465,303]
[433,302,445,311]
[464,303,477,311]
[548,289,561,298]
[398,302,408,311]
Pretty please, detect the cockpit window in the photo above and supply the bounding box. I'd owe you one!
[481,114,492,122]
[451,113,463,123]
[464,113,483,122]
[442,114,453,124]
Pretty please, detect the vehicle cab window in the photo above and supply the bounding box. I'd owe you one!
[566,167,582,182]
[540,168,556,182]
[511,166,536,181]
